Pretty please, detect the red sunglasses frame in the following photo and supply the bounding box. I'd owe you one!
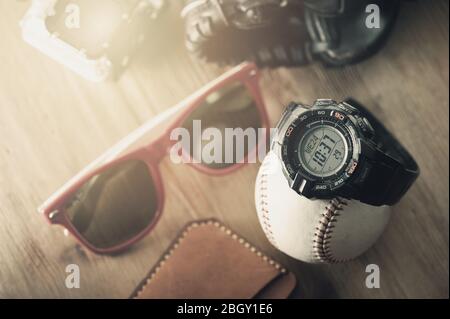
[38,62,270,254]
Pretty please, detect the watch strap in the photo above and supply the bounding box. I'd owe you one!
[345,98,419,206]
[130,219,297,299]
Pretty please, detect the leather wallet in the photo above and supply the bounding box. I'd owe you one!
[130,219,296,299]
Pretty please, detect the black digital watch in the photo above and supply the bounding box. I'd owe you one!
[271,99,419,206]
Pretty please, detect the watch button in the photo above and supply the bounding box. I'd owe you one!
[291,172,314,198]
[357,117,375,138]
[313,99,336,108]
[363,117,375,133]
[270,139,281,153]
[339,102,358,114]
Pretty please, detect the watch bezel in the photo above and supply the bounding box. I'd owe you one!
[280,107,362,198]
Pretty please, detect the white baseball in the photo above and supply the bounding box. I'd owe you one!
[255,151,392,263]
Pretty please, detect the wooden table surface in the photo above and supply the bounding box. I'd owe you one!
[0,1,448,299]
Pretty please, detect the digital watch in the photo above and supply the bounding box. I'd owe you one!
[271,99,419,206]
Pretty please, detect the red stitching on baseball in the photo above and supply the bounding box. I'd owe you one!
[259,165,278,248]
[312,197,349,263]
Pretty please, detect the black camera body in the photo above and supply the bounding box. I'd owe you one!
[183,0,401,67]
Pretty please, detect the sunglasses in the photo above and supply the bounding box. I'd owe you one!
[38,62,270,254]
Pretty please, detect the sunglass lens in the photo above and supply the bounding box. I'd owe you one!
[181,81,263,168]
[65,160,158,250]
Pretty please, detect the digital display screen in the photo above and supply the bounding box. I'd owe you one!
[298,125,347,177]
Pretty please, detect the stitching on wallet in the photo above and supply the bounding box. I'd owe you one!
[312,197,349,263]
[132,220,286,299]
[259,161,279,248]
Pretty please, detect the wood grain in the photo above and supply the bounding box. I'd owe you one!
[0,0,448,298]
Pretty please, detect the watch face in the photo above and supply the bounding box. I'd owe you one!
[298,125,348,178]
[280,107,361,197]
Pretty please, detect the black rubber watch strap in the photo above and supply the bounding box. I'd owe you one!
[345,98,419,206]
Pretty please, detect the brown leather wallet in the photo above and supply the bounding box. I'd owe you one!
[130,219,296,299]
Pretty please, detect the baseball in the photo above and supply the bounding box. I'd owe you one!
[255,151,392,263]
